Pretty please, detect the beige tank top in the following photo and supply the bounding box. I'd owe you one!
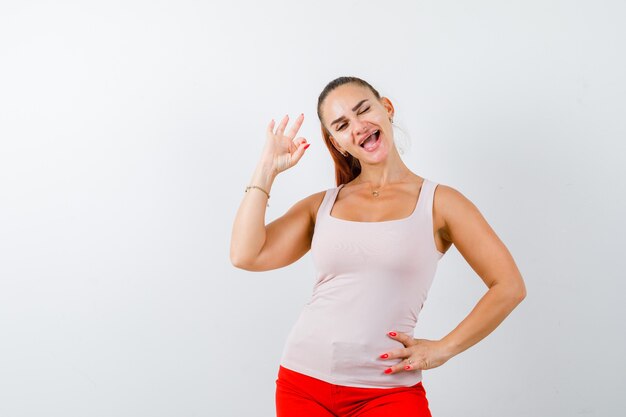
[279,178,445,388]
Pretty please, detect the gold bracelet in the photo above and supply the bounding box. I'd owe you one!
[245,185,270,207]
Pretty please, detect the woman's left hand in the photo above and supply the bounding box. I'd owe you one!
[379,331,453,374]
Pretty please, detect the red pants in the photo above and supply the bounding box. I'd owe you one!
[275,365,432,417]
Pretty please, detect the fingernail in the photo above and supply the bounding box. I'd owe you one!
[304,144,310,149]
[388,332,397,337]
[384,368,392,374]
[380,353,388,359]
[404,366,411,370]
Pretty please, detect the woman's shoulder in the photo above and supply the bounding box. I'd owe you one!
[431,181,475,211]
[301,188,331,219]
[288,186,340,225]
[430,181,487,240]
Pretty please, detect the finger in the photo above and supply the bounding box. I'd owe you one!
[383,359,409,375]
[292,136,307,147]
[285,113,304,140]
[403,358,428,371]
[379,347,411,360]
[387,331,415,347]
[384,356,425,375]
[276,114,289,137]
[289,140,310,166]
[267,118,275,134]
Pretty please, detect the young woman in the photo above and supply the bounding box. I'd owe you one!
[230,76,526,416]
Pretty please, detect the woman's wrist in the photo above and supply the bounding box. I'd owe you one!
[249,159,277,191]
[438,336,461,361]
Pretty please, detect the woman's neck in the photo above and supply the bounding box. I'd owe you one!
[355,154,413,188]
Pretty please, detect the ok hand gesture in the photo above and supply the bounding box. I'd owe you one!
[262,114,310,176]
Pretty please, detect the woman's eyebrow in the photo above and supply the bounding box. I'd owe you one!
[330,99,369,127]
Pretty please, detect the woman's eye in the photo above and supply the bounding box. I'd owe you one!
[358,106,370,114]
[337,124,346,130]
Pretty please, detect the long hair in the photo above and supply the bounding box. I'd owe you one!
[316,76,383,186]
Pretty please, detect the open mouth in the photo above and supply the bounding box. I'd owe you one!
[359,130,380,151]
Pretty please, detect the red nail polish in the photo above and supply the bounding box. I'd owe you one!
[304,144,310,149]
[404,365,411,370]
[380,353,389,359]
[384,368,392,374]
[388,332,397,337]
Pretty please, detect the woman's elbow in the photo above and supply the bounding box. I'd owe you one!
[510,280,527,304]
[230,255,246,270]
[229,248,252,270]
[495,277,527,305]
[230,250,265,271]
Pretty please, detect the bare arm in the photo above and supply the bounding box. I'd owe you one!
[382,184,527,373]
[437,185,527,357]
[230,114,317,271]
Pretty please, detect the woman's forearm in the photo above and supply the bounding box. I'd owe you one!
[440,281,526,359]
[230,160,276,267]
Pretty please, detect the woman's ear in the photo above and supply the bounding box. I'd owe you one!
[381,97,395,121]
[329,136,347,156]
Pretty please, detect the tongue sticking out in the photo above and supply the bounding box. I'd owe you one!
[362,132,379,151]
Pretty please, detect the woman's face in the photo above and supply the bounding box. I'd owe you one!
[321,83,395,164]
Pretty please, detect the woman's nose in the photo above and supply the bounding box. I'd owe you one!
[351,119,369,136]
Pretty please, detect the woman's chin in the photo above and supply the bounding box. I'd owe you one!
[358,141,390,165]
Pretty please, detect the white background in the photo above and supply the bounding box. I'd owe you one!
[1,1,625,416]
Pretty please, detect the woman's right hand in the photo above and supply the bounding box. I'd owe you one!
[261,113,310,177]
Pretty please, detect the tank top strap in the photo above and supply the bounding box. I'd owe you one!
[414,178,437,217]
[316,184,344,222]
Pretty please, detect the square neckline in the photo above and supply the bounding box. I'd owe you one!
[327,178,427,224]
